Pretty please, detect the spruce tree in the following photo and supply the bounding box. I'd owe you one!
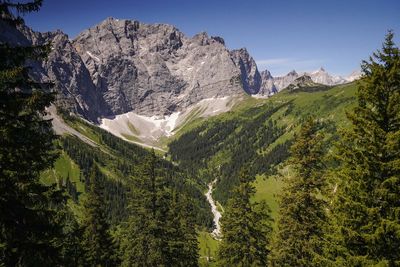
[166,190,199,267]
[0,1,66,265]
[59,208,86,267]
[81,164,118,266]
[122,150,171,266]
[269,117,327,266]
[122,150,199,266]
[217,167,273,267]
[327,31,400,266]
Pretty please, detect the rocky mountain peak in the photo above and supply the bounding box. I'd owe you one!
[346,70,362,82]
[192,31,210,45]
[258,66,361,96]
[306,67,346,85]
[294,74,313,84]
[230,48,261,94]
[67,18,245,117]
[258,69,277,96]
[211,36,225,45]
[260,69,273,80]
[286,74,321,91]
[270,70,299,91]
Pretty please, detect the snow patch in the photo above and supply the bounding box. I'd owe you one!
[101,111,181,142]
[99,96,238,148]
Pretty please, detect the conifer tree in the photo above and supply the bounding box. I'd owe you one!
[81,164,118,266]
[59,207,86,267]
[166,190,199,267]
[122,150,171,266]
[327,31,400,266]
[217,167,273,267]
[269,117,327,266]
[0,1,66,265]
[122,150,199,266]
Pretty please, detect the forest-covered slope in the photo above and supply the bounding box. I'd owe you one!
[41,111,213,229]
[168,82,357,211]
[41,82,358,266]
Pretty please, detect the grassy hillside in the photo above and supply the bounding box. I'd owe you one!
[198,231,219,266]
[168,82,357,217]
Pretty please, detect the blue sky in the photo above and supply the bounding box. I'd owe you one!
[25,0,400,76]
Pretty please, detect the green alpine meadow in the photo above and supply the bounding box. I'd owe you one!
[1,0,399,266]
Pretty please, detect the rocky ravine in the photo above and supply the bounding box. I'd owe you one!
[205,179,222,239]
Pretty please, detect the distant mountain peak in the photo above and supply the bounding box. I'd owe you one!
[211,36,225,45]
[311,67,326,74]
[258,66,362,96]
[296,74,313,82]
[260,69,273,80]
[286,74,325,91]
[230,48,261,94]
[346,69,362,82]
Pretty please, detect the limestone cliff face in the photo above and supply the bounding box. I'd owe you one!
[72,18,244,117]
[259,70,277,96]
[0,20,109,121]
[230,48,261,94]
[1,18,250,121]
[41,31,110,121]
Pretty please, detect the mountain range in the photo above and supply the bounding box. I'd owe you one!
[0,17,361,144]
[257,67,360,97]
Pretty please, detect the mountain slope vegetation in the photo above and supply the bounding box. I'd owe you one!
[42,111,213,229]
[168,82,357,209]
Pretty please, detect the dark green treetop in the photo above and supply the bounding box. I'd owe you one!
[81,164,119,266]
[0,1,66,265]
[122,150,199,267]
[217,167,273,267]
[269,117,328,267]
[327,31,400,266]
